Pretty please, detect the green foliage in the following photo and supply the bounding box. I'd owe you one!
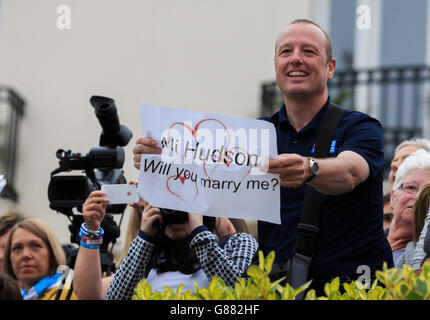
[132,251,430,300]
[375,261,430,300]
[133,251,310,300]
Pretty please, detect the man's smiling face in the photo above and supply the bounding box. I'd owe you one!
[275,22,335,99]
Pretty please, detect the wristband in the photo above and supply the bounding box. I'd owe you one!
[81,223,104,237]
[80,237,103,245]
[79,223,104,238]
[80,240,100,250]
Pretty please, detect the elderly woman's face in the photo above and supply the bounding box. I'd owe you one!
[391,168,430,236]
[10,228,51,289]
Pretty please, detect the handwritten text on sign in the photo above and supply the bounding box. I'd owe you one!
[138,103,280,224]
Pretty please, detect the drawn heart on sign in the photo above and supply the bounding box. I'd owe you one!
[168,118,230,164]
[167,118,253,183]
[166,174,199,203]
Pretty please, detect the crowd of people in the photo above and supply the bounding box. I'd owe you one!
[2,19,430,300]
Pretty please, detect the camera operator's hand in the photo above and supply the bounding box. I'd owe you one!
[133,136,162,170]
[82,190,109,231]
[140,202,162,237]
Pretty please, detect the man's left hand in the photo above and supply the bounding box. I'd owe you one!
[268,154,310,188]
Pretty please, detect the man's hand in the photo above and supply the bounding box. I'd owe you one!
[267,151,370,195]
[268,154,311,188]
[133,136,162,170]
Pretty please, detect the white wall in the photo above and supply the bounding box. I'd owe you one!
[0,0,312,245]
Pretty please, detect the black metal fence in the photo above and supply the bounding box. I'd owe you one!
[0,87,25,201]
[261,65,430,178]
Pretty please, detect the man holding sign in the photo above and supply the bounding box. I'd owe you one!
[258,19,393,291]
[133,19,392,294]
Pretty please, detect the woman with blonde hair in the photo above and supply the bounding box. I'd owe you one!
[3,218,77,299]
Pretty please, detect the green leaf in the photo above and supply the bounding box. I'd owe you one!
[270,277,286,290]
[234,283,243,299]
[267,292,279,300]
[258,250,265,270]
[133,279,146,299]
[198,288,211,300]
[342,282,355,298]
[421,262,430,280]
[247,265,264,280]
[330,277,340,292]
[183,290,192,300]
[405,291,424,300]
[264,251,275,273]
[208,278,219,298]
[415,279,427,297]
[371,279,379,290]
[282,284,294,300]
[293,280,312,299]
[328,291,342,300]
[323,277,339,296]
[305,289,316,300]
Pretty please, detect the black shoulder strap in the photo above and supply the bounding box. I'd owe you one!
[294,103,345,257]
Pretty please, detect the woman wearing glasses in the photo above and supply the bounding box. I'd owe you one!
[387,149,430,266]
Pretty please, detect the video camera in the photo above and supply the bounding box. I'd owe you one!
[48,96,132,274]
[48,146,127,215]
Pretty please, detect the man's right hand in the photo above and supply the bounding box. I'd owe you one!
[132,136,162,170]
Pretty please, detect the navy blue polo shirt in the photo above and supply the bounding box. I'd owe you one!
[258,97,393,280]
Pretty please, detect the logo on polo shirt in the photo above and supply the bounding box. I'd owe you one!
[310,140,337,154]
[329,140,337,154]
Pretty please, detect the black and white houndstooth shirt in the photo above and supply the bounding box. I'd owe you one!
[105,226,258,300]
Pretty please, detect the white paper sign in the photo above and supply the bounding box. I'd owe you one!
[138,103,281,224]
